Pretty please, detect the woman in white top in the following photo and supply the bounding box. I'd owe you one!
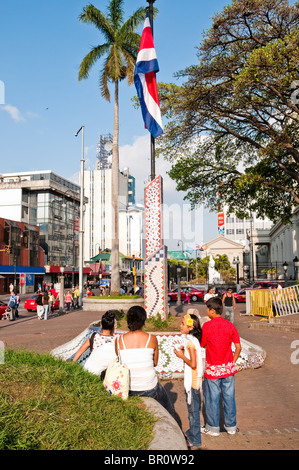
[117,306,175,418]
[73,310,117,377]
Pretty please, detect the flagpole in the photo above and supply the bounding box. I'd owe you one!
[147,0,156,181]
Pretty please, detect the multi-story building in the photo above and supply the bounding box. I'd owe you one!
[0,217,45,294]
[83,166,143,261]
[0,171,90,287]
[218,207,273,246]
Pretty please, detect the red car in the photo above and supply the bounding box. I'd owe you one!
[251,281,283,290]
[168,286,205,302]
[233,288,247,303]
[0,300,8,319]
[24,291,59,312]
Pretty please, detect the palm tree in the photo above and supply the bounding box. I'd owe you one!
[78,1,147,295]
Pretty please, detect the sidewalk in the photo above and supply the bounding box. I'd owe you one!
[1,300,299,450]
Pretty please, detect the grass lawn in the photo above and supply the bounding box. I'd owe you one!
[0,350,156,450]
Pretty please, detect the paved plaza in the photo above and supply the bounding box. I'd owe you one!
[1,295,299,450]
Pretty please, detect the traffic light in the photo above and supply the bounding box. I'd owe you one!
[132,266,136,276]
[5,245,10,254]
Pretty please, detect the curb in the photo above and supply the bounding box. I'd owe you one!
[142,397,188,451]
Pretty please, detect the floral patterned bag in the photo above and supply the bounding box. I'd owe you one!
[103,339,129,400]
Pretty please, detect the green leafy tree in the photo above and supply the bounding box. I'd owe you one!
[214,254,236,283]
[78,1,147,295]
[158,0,299,223]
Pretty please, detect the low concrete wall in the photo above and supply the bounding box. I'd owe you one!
[83,296,144,312]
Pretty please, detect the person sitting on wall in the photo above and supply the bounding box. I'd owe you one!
[72,310,117,378]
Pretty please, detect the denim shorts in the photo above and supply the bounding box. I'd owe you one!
[130,382,175,418]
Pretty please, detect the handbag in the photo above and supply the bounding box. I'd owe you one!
[103,337,129,400]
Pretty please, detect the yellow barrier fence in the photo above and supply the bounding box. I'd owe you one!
[250,289,273,318]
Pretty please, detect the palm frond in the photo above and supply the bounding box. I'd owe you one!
[99,62,111,102]
[107,0,124,30]
[79,4,114,43]
[79,44,110,81]
[120,7,147,34]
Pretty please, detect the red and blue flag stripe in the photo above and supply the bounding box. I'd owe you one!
[134,15,163,139]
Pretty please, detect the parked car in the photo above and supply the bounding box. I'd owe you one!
[24,291,59,312]
[233,288,247,303]
[251,281,283,290]
[168,286,205,302]
[0,300,8,319]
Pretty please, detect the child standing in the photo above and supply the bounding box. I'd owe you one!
[174,313,203,450]
[183,290,191,304]
[201,297,241,436]
[65,290,73,311]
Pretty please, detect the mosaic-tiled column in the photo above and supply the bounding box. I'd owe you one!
[144,176,168,319]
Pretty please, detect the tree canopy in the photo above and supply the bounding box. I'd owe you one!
[158,0,299,223]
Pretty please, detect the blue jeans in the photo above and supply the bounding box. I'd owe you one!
[185,388,201,446]
[130,382,175,418]
[203,375,237,434]
[44,305,49,320]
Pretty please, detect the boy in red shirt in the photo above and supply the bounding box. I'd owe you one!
[201,296,241,436]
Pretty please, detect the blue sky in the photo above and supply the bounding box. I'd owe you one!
[0,0,230,247]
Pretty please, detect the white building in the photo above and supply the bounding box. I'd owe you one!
[83,167,144,262]
[219,208,273,246]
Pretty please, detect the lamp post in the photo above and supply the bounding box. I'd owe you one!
[283,261,288,286]
[233,256,240,291]
[59,266,65,315]
[177,266,181,305]
[147,0,156,181]
[293,256,299,281]
[75,126,85,308]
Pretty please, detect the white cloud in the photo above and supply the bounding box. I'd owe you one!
[1,104,26,122]
[119,135,204,249]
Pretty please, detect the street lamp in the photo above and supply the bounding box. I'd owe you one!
[177,266,181,305]
[59,266,65,315]
[75,126,85,308]
[233,256,240,290]
[293,256,299,281]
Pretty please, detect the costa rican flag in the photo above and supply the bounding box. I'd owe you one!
[134,14,163,139]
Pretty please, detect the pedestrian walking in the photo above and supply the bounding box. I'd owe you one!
[222,288,236,323]
[174,313,203,450]
[183,290,191,304]
[204,287,217,303]
[201,296,241,436]
[48,291,55,314]
[15,292,20,318]
[43,291,49,320]
[35,291,44,320]
[73,285,80,309]
[7,291,17,321]
[65,290,73,311]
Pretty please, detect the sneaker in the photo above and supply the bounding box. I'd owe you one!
[201,427,220,437]
[226,428,239,435]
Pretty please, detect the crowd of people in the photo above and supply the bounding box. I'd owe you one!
[72,301,241,451]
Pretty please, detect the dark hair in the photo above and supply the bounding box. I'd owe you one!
[127,305,146,331]
[101,310,117,332]
[189,314,202,342]
[206,296,223,315]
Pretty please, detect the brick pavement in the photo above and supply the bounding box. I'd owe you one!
[1,297,299,450]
